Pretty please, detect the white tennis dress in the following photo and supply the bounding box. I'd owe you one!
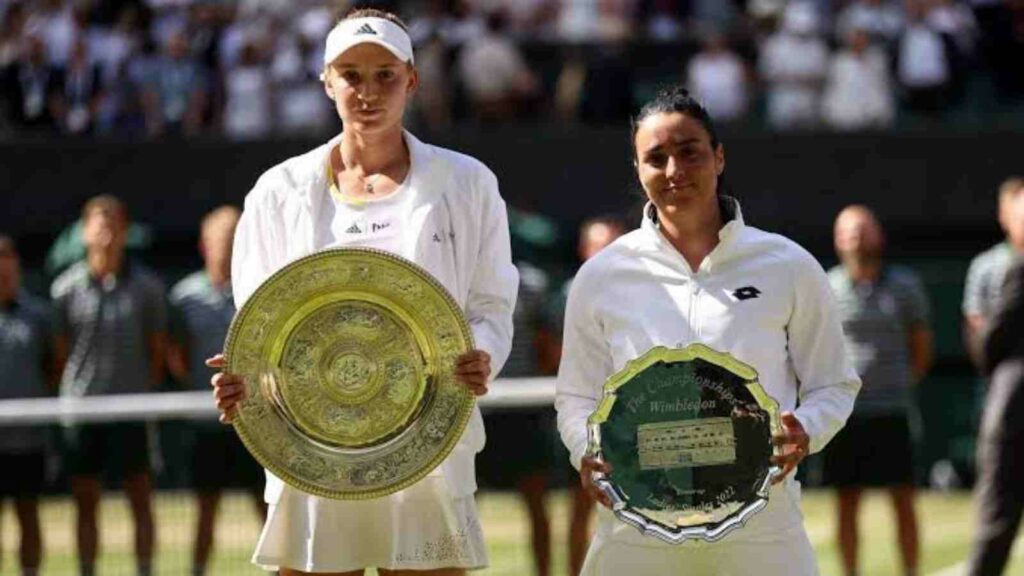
[231,131,518,572]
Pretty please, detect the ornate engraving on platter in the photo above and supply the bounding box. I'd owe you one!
[225,248,475,500]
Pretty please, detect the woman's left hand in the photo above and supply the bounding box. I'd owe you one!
[454,349,491,396]
[771,412,810,485]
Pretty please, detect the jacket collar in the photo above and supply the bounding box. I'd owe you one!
[640,195,746,272]
[641,195,745,241]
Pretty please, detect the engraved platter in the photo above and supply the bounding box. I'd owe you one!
[224,248,474,500]
[587,344,781,543]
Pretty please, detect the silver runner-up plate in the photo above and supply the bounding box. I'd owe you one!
[586,344,781,544]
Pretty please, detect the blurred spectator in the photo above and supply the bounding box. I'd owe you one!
[479,206,560,576]
[894,0,957,117]
[691,0,739,30]
[271,32,334,136]
[88,5,143,90]
[926,0,978,57]
[0,33,61,133]
[51,38,105,134]
[222,40,272,140]
[139,28,208,137]
[822,27,895,130]
[686,30,749,123]
[836,0,906,47]
[645,0,686,42]
[457,10,540,122]
[0,235,52,576]
[166,206,267,576]
[465,0,556,36]
[541,215,626,576]
[45,219,153,278]
[0,1,28,68]
[25,0,79,66]
[963,177,1024,367]
[408,29,452,131]
[825,206,932,576]
[480,259,555,576]
[967,233,1024,576]
[408,0,459,45]
[555,0,637,42]
[759,1,829,129]
[51,196,166,576]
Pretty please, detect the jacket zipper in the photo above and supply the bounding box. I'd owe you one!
[691,281,702,340]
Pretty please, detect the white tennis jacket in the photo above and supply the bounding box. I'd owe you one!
[231,131,519,504]
[556,199,861,473]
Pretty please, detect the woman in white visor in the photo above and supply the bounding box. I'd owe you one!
[208,8,518,575]
[554,85,861,575]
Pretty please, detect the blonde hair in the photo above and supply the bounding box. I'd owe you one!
[82,194,129,224]
[200,205,241,238]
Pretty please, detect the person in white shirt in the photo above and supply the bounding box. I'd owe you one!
[758,1,829,130]
[686,31,748,123]
[555,85,861,575]
[821,27,895,131]
[208,8,519,576]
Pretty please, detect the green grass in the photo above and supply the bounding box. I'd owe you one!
[1,489,1023,575]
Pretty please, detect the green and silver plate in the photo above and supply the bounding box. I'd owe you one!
[224,248,474,500]
[587,344,781,543]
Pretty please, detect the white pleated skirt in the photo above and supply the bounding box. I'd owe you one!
[252,475,489,572]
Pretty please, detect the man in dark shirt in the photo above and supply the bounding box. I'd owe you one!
[0,235,53,576]
[52,196,166,576]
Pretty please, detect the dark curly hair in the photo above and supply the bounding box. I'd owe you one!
[631,84,720,151]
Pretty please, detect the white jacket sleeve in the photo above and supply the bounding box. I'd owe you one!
[787,251,862,454]
[231,183,284,309]
[555,270,614,470]
[465,168,518,378]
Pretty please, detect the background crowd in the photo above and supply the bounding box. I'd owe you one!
[2,0,1024,139]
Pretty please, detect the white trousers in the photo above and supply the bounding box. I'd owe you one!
[581,481,818,576]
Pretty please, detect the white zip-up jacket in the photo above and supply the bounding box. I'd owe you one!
[556,199,860,474]
[232,131,519,504]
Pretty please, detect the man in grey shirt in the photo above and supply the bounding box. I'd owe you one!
[167,206,265,576]
[963,177,1024,367]
[0,235,52,576]
[824,206,933,576]
[52,196,166,576]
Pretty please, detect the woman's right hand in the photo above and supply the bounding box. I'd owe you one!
[580,455,614,509]
[206,354,246,424]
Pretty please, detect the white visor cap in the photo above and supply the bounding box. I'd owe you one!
[323,17,414,68]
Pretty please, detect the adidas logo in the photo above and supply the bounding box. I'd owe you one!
[346,223,363,234]
[354,23,377,36]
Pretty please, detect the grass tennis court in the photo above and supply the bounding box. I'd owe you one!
[1,489,1022,575]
